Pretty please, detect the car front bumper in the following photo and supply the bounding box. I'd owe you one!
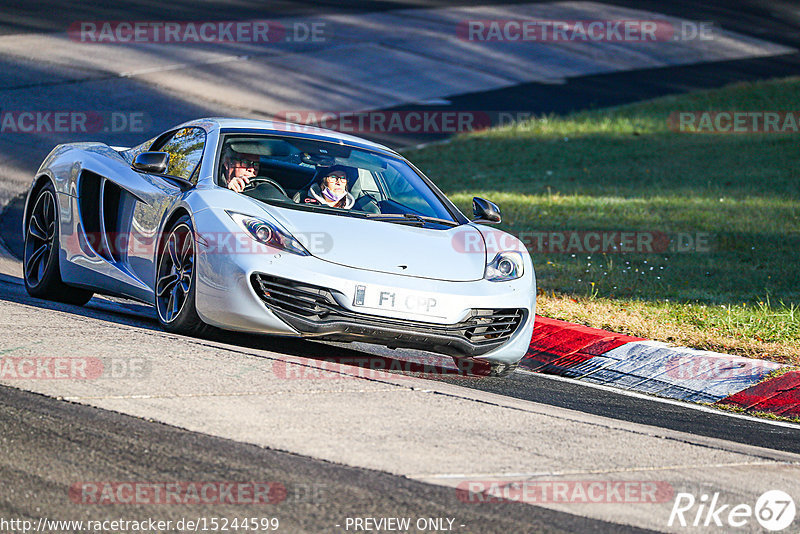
[193,209,536,366]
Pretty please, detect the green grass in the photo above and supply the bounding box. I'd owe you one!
[404,77,800,361]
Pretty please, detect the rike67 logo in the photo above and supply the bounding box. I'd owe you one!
[669,490,796,531]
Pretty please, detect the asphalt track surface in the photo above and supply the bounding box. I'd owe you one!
[294,0,800,148]
[0,384,651,534]
[2,1,799,150]
[1,262,799,458]
[1,0,799,447]
[2,0,800,532]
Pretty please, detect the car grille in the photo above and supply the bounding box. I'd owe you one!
[251,273,524,347]
[252,274,340,319]
[463,309,525,343]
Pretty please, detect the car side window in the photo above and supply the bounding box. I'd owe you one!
[153,127,206,180]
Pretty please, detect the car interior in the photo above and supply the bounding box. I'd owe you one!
[218,138,398,214]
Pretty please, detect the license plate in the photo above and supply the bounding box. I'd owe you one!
[353,284,441,317]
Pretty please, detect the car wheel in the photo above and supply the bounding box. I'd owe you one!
[155,215,209,336]
[23,182,93,305]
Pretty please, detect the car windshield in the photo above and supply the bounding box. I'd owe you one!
[217,134,460,225]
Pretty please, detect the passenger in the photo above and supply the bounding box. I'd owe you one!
[294,166,355,209]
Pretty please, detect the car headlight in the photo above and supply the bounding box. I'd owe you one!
[227,211,309,256]
[485,251,524,282]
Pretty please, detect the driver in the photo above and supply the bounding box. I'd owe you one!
[220,147,260,192]
[294,166,355,209]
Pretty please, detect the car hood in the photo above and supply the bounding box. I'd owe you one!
[266,206,487,281]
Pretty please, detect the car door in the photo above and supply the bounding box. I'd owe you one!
[122,127,207,295]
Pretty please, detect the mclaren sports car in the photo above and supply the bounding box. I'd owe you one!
[22,118,535,376]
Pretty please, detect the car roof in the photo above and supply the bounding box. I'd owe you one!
[176,117,400,156]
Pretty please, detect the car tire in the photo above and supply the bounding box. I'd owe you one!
[23,181,93,305]
[155,214,210,337]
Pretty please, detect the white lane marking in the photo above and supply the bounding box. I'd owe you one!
[61,388,411,401]
[118,54,251,77]
[408,461,789,480]
[520,368,800,430]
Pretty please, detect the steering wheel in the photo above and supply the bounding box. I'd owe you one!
[242,177,287,197]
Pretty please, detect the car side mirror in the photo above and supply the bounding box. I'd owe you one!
[472,197,501,224]
[132,151,170,174]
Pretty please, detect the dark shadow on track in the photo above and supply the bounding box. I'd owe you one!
[1,193,29,260]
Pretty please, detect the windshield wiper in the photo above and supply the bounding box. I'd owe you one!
[365,213,458,227]
[365,213,426,226]
[416,215,459,227]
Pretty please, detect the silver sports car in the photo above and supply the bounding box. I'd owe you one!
[22,118,535,376]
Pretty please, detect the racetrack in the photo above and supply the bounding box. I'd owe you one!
[2,1,800,532]
[2,270,800,533]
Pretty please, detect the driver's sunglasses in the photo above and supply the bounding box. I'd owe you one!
[326,175,347,182]
[235,159,259,168]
